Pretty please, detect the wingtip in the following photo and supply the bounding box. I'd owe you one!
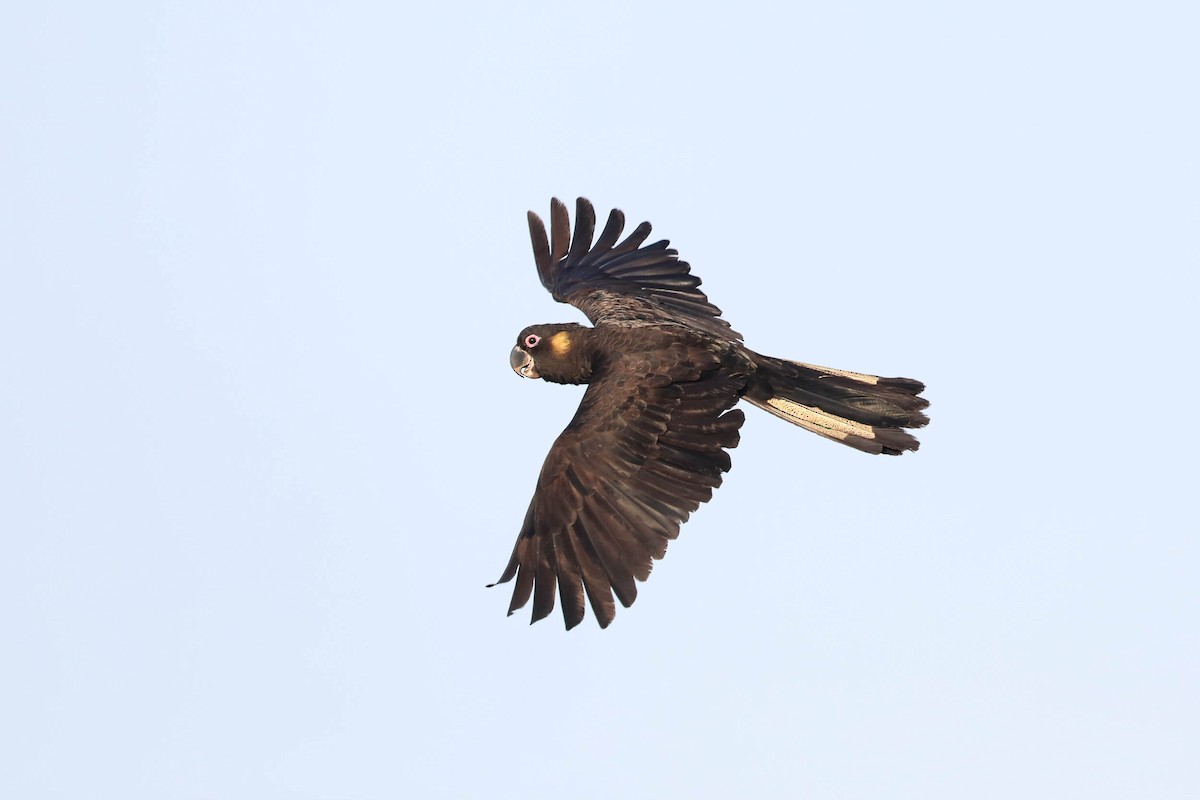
[549,198,571,266]
[528,209,552,285]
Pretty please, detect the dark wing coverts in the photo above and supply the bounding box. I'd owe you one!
[528,197,741,340]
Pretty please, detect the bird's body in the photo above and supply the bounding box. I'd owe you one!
[494,198,929,629]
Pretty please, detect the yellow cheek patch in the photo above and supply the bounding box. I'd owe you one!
[548,331,572,357]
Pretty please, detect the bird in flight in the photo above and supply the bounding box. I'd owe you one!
[492,198,929,629]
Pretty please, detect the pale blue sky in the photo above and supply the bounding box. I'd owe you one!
[3,2,1197,798]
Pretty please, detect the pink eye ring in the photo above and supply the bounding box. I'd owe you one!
[524,334,541,348]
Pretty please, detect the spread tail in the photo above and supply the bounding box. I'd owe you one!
[745,356,929,455]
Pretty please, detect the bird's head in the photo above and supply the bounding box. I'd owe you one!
[510,323,592,384]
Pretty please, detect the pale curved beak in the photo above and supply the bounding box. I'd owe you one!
[510,346,539,379]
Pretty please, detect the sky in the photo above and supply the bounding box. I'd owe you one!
[2,2,1198,798]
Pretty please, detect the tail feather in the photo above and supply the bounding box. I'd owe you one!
[746,356,929,455]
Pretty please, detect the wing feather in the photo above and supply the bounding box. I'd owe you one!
[582,208,625,265]
[566,197,596,267]
[549,198,571,267]
[554,527,588,629]
[528,211,553,289]
[492,340,746,629]
[527,198,741,340]
[602,480,676,554]
[567,522,618,627]
[531,533,558,624]
[610,220,653,256]
[501,505,536,615]
[574,500,642,606]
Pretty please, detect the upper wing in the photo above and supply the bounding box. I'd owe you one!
[527,197,742,341]
[491,337,747,629]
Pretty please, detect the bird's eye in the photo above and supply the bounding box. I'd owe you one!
[524,334,541,348]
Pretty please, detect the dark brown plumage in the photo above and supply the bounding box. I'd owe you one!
[493,198,929,629]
